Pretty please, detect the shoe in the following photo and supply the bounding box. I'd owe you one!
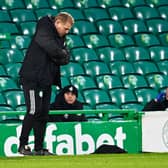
[34,149,53,156]
[18,145,33,155]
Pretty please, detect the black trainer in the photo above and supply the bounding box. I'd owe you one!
[18,145,33,155]
[34,149,53,156]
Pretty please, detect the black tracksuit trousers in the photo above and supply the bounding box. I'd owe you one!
[19,84,51,151]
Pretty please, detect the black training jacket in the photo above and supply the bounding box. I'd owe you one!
[19,16,70,88]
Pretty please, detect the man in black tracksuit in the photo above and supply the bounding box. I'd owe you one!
[18,12,74,155]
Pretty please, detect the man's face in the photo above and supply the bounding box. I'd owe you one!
[64,92,76,104]
[55,20,72,37]
[166,88,168,100]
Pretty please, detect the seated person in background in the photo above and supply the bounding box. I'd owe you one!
[142,88,168,111]
[48,85,87,122]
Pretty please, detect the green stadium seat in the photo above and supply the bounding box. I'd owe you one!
[35,9,58,19]
[83,34,109,48]
[83,7,110,22]
[83,61,110,77]
[83,89,111,109]
[109,61,136,76]
[97,0,122,8]
[121,0,146,7]
[0,93,6,105]
[124,46,150,62]
[108,34,134,48]
[134,61,159,75]
[122,19,148,35]
[97,47,126,62]
[48,0,74,9]
[133,6,160,20]
[122,74,148,89]
[157,60,168,75]
[96,74,123,90]
[4,90,25,110]
[149,46,168,62]
[146,0,168,7]
[158,6,168,20]
[135,88,158,105]
[0,77,19,92]
[0,0,25,10]
[0,65,7,76]
[134,33,160,47]
[96,103,119,110]
[146,73,168,90]
[96,20,124,35]
[60,8,85,20]
[20,21,37,36]
[121,103,143,112]
[61,62,85,77]
[159,33,168,46]
[74,0,99,8]
[0,49,24,64]
[109,7,134,21]
[10,9,37,23]
[0,40,10,49]
[10,35,31,49]
[24,0,49,9]
[0,106,13,111]
[71,47,99,64]
[71,20,97,35]
[109,88,137,106]
[66,34,85,49]
[146,19,168,34]
[0,22,19,34]
[61,76,70,88]
[70,75,97,90]
[0,10,11,22]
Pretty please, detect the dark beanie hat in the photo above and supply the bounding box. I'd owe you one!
[62,85,78,97]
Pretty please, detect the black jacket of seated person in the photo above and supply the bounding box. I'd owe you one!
[48,85,87,122]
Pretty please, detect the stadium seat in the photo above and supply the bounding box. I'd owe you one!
[121,0,146,7]
[96,20,124,35]
[97,47,126,63]
[134,33,160,47]
[83,7,110,22]
[149,46,168,62]
[109,88,137,106]
[4,90,25,110]
[97,0,122,8]
[61,62,85,77]
[74,0,99,8]
[135,88,158,105]
[83,89,111,109]
[121,103,144,112]
[82,34,109,48]
[0,40,10,49]
[122,74,148,89]
[124,46,150,62]
[146,0,168,7]
[35,9,58,19]
[20,21,37,36]
[96,74,123,90]
[108,7,134,20]
[96,103,119,110]
[109,61,136,76]
[0,49,24,64]
[133,6,160,20]
[10,9,37,23]
[10,35,31,49]
[0,22,19,34]
[146,19,168,34]
[61,76,70,88]
[157,60,168,75]
[0,0,25,10]
[159,33,168,46]
[24,0,49,9]
[71,47,99,64]
[108,34,134,48]
[83,61,110,77]
[0,93,6,105]
[158,6,168,20]
[0,65,7,76]
[134,61,159,75]
[122,19,148,35]
[48,0,74,9]
[146,73,168,90]
[71,20,97,35]
[0,10,11,22]
[70,75,97,90]
[66,34,85,49]
[0,77,19,92]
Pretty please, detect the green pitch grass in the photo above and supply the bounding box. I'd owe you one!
[0,153,168,168]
